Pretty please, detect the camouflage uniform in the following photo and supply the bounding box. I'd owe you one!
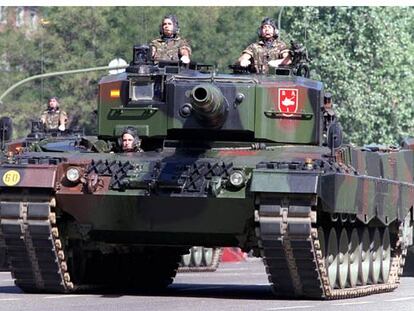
[242,39,289,74]
[40,109,67,130]
[150,36,191,62]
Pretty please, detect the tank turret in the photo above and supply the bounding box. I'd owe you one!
[97,45,322,146]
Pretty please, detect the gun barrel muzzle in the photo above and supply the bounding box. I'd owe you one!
[190,84,227,128]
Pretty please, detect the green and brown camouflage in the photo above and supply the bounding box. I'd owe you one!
[150,36,191,62]
[0,45,413,299]
[241,39,289,74]
[40,109,67,131]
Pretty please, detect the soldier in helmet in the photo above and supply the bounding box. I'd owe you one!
[40,97,68,131]
[238,17,291,74]
[150,14,192,64]
[119,127,143,153]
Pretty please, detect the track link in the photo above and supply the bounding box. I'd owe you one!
[256,195,405,299]
[0,196,73,293]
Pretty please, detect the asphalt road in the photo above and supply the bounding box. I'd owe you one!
[1,258,414,311]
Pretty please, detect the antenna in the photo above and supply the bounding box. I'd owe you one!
[277,7,284,31]
[304,9,308,43]
[143,9,148,42]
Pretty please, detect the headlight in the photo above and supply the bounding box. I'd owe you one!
[66,167,81,183]
[229,171,246,188]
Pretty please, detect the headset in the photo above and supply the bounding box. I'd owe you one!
[159,14,180,36]
[257,17,279,39]
[118,126,140,149]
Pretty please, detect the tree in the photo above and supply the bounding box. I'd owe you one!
[283,7,414,145]
[1,7,414,144]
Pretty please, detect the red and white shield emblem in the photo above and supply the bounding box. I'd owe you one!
[278,88,298,115]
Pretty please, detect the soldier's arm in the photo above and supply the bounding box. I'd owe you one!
[180,47,190,57]
[59,110,68,124]
[238,45,254,66]
[58,111,68,132]
[279,42,292,65]
[149,40,157,59]
[40,112,47,124]
[178,39,191,64]
[179,39,192,56]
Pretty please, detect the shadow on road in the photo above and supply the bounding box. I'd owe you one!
[97,283,304,301]
[0,285,22,294]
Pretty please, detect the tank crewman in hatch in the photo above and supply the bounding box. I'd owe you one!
[150,14,192,64]
[119,127,143,153]
[238,17,291,74]
[40,96,68,131]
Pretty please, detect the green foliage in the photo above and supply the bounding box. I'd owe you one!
[0,6,413,145]
[283,7,414,145]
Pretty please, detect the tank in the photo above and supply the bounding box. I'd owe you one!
[0,43,413,299]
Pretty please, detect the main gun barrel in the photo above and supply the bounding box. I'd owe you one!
[190,84,227,128]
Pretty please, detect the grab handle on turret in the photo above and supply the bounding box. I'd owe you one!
[109,106,159,116]
[264,110,313,120]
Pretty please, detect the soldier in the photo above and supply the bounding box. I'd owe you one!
[40,97,68,131]
[150,14,191,64]
[119,127,143,153]
[323,92,336,132]
[238,17,291,74]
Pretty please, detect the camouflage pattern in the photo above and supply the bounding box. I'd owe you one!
[1,49,414,299]
[242,39,289,74]
[150,36,191,62]
[40,109,67,130]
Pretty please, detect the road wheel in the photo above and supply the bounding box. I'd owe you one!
[348,228,360,287]
[181,249,192,267]
[359,227,370,285]
[202,248,214,266]
[370,228,382,284]
[337,228,349,289]
[380,227,391,283]
[191,247,203,267]
[327,227,338,288]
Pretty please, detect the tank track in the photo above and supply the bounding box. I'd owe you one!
[0,194,183,293]
[255,194,406,299]
[178,248,222,272]
[0,195,73,293]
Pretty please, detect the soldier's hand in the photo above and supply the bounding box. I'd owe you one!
[180,55,190,64]
[240,59,251,67]
[58,124,65,131]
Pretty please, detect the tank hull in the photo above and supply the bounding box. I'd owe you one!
[0,143,413,297]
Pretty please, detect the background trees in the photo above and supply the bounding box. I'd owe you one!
[1,6,413,145]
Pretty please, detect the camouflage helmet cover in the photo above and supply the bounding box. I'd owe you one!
[159,14,180,36]
[119,126,140,148]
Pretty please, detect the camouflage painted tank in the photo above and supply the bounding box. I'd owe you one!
[0,44,413,299]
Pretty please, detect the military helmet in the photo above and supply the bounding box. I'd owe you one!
[118,126,140,149]
[257,17,279,39]
[159,14,180,36]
